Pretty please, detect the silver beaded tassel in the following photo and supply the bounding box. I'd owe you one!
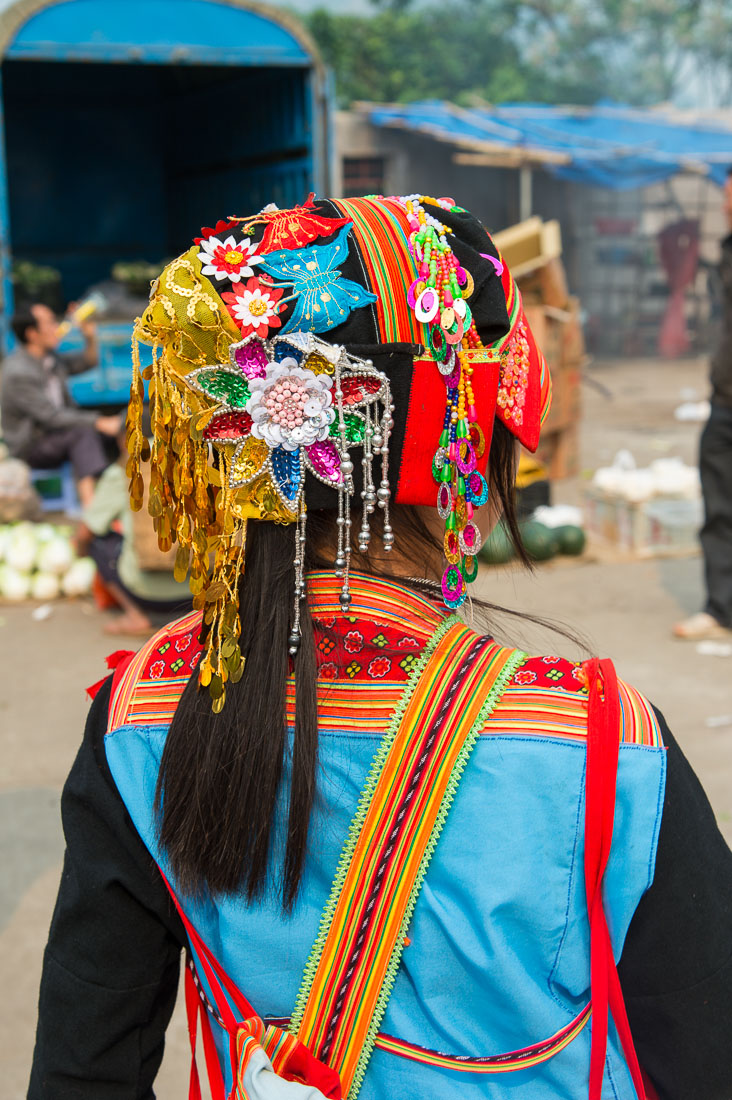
[334,350,354,613]
[288,499,308,656]
[287,340,393,640]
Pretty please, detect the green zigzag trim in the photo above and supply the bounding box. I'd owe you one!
[288,612,460,1035]
[346,644,526,1099]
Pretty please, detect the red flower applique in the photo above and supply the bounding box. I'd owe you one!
[194,219,239,246]
[542,656,560,664]
[241,194,350,253]
[175,634,192,653]
[344,629,364,654]
[397,636,420,649]
[320,662,338,680]
[222,278,284,339]
[368,656,392,679]
[514,669,537,685]
[189,652,201,670]
[149,660,166,680]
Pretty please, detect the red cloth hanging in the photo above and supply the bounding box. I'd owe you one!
[657,219,699,358]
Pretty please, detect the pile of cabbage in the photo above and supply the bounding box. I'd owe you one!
[0,522,96,601]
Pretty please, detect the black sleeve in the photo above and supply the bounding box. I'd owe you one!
[28,679,187,1100]
[619,710,732,1100]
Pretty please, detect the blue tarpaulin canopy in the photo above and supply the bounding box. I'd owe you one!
[369,101,732,189]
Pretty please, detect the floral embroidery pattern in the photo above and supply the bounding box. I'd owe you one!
[197,235,261,284]
[320,662,338,680]
[511,657,585,693]
[344,630,364,654]
[497,319,530,428]
[368,656,392,678]
[397,636,420,649]
[222,278,284,338]
[399,654,419,675]
[175,634,192,652]
[149,660,166,680]
[514,669,537,685]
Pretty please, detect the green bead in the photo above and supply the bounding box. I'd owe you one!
[440,464,452,483]
[456,420,469,438]
[457,476,466,495]
[446,512,457,531]
[439,429,450,448]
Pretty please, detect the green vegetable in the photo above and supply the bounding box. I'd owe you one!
[519,520,559,562]
[557,525,586,556]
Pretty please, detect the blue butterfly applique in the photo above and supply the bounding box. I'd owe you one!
[256,223,376,335]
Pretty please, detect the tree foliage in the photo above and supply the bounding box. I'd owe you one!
[306,0,732,109]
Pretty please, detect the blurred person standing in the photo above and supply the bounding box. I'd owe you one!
[675,169,732,640]
[0,303,120,508]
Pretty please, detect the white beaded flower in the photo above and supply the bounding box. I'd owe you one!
[246,358,334,451]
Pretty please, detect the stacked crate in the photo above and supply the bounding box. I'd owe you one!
[493,218,585,480]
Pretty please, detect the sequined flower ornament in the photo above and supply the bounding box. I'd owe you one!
[197,234,261,283]
[222,278,284,338]
[247,358,334,451]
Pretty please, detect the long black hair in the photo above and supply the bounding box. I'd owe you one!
[156,419,532,909]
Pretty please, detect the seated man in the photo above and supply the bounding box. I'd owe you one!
[0,303,120,508]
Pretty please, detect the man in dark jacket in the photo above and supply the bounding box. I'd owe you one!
[0,303,121,508]
[675,170,732,639]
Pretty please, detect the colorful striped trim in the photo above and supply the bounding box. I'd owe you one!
[333,198,421,345]
[308,571,445,635]
[107,609,202,731]
[539,350,552,428]
[492,263,522,355]
[290,619,525,1098]
[373,1001,592,1074]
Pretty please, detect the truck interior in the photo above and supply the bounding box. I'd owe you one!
[2,58,313,302]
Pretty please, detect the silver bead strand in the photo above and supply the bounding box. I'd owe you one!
[379,384,394,552]
[288,499,307,656]
[334,351,352,612]
[359,403,374,552]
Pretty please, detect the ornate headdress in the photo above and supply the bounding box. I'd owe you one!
[127,194,551,708]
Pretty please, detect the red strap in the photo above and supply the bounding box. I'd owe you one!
[185,961,226,1100]
[161,870,256,1025]
[583,658,645,1100]
[184,964,203,1100]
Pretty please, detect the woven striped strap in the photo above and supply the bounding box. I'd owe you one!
[290,616,524,1098]
[332,197,422,344]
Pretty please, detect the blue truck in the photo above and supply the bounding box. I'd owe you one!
[0,0,331,404]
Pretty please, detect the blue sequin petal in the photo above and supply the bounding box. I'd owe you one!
[271,445,303,506]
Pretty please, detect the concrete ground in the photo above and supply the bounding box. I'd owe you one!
[2,356,730,1098]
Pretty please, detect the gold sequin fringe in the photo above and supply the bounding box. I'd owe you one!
[127,335,246,710]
